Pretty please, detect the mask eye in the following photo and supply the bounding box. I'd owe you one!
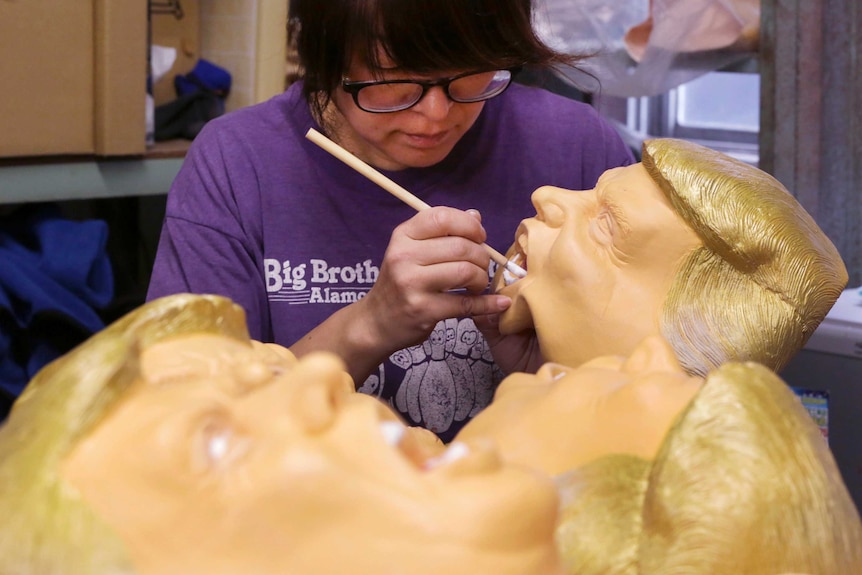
[207,429,231,462]
[201,418,233,464]
[193,414,246,472]
[589,208,616,246]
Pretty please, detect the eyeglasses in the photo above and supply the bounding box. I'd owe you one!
[341,69,515,113]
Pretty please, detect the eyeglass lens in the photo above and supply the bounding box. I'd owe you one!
[356,70,511,112]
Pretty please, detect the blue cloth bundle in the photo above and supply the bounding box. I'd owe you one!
[0,206,113,397]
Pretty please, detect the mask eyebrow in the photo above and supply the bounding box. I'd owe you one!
[593,165,624,190]
[142,339,284,396]
[142,345,226,386]
[596,184,631,238]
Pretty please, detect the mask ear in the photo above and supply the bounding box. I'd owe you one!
[287,353,354,434]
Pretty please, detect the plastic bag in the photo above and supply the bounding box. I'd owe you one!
[534,0,760,97]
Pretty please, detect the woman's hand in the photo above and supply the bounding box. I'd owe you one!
[292,206,511,384]
[359,206,511,350]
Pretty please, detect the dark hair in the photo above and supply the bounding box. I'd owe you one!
[291,0,581,118]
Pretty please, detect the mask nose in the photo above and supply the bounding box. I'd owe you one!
[622,335,682,374]
[244,352,355,434]
[531,186,589,227]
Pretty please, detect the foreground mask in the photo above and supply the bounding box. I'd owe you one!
[457,335,702,476]
[459,333,862,574]
[0,295,565,575]
[60,329,564,575]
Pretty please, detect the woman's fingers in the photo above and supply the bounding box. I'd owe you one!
[356,206,513,349]
[398,206,488,244]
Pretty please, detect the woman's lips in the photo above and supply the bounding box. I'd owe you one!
[404,131,449,148]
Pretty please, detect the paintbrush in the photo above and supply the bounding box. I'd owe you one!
[305,128,527,280]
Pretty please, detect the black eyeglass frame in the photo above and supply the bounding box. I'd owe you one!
[341,68,519,114]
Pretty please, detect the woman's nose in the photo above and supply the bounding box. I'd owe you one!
[412,86,453,119]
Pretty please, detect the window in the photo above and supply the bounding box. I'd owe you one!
[616,69,760,165]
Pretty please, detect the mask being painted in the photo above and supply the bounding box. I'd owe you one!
[495,161,701,369]
[494,138,848,377]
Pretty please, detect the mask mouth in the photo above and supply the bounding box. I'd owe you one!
[492,225,530,293]
[502,251,527,286]
[379,420,426,468]
[378,420,501,475]
[502,225,530,287]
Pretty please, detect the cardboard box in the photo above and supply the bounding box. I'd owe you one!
[0,0,147,158]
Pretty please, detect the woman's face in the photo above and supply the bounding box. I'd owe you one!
[493,163,703,368]
[62,334,563,575]
[328,54,487,171]
[457,336,703,476]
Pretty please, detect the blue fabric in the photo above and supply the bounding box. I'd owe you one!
[175,58,232,97]
[0,206,113,397]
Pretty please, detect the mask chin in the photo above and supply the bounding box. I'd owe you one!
[496,291,534,335]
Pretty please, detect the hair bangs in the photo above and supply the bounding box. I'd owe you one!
[366,0,535,73]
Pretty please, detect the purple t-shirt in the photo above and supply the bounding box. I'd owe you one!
[147,81,634,442]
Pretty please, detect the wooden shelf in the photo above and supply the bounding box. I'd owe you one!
[0,140,190,205]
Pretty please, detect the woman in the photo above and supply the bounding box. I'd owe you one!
[146,0,635,441]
